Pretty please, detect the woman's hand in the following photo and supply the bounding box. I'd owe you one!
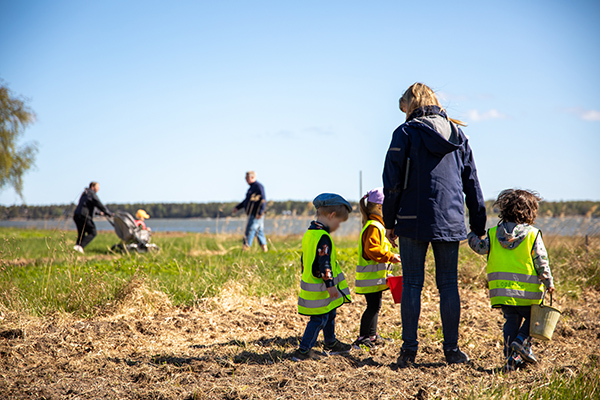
[385,229,398,248]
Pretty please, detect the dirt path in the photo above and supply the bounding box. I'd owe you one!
[0,282,598,399]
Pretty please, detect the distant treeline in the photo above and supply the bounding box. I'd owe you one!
[0,201,325,220]
[1,200,599,220]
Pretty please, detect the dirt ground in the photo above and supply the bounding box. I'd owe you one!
[0,280,598,400]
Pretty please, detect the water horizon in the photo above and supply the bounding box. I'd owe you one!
[1,215,599,237]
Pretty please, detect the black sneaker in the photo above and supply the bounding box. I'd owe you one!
[291,348,323,361]
[397,348,417,368]
[510,340,538,364]
[352,336,374,349]
[444,347,470,364]
[323,339,352,355]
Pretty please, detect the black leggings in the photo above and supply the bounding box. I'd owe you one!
[73,214,97,248]
[359,291,383,337]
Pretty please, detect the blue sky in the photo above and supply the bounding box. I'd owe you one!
[1,0,599,206]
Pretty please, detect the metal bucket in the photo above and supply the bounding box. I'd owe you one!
[386,275,403,304]
[530,290,561,341]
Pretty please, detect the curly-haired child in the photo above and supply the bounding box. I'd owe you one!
[468,189,555,371]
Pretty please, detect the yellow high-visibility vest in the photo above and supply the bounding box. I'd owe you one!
[487,225,543,307]
[355,219,392,294]
[298,229,351,315]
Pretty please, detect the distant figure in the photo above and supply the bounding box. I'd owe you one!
[232,171,268,251]
[135,209,150,230]
[73,181,112,253]
[468,189,555,372]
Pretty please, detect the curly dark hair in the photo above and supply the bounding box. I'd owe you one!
[494,189,542,225]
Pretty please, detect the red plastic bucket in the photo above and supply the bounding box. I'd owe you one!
[387,275,403,304]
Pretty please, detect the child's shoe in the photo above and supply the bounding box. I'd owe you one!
[510,340,538,364]
[323,339,351,355]
[371,333,390,347]
[352,336,374,349]
[505,353,525,372]
[291,348,323,361]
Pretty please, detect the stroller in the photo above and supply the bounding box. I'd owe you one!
[108,211,159,252]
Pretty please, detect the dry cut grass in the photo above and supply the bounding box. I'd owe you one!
[0,277,598,399]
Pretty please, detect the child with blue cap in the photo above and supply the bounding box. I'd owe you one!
[292,193,353,361]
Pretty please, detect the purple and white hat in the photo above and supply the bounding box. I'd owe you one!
[366,187,384,205]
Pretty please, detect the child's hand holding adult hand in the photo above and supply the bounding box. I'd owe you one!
[390,253,401,263]
[327,286,339,299]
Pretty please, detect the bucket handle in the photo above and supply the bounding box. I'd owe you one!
[539,289,553,307]
[386,263,393,277]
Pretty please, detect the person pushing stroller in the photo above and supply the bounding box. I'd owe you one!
[73,181,112,253]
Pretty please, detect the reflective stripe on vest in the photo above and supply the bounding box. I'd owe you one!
[355,219,391,294]
[487,225,543,307]
[298,229,351,315]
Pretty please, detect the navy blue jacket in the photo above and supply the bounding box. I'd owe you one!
[235,181,266,217]
[382,106,486,241]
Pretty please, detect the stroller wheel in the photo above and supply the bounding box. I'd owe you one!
[111,243,125,252]
[146,243,160,252]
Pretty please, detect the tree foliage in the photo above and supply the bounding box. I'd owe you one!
[0,82,38,201]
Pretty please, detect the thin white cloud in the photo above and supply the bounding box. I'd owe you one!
[465,109,506,122]
[274,129,294,138]
[580,110,600,121]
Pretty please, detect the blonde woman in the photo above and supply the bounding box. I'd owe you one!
[382,83,487,367]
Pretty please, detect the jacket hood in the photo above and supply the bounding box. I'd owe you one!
[495,221,535,249]
[407,106,463,157]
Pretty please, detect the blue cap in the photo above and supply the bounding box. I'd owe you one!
[312,193,352,213]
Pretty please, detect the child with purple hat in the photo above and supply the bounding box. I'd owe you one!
[353,188,401,348]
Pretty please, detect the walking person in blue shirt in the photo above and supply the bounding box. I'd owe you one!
[232,171,268,251]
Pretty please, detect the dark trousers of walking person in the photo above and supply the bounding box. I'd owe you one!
[73,214,97,248]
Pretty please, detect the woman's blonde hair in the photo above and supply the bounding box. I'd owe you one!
[359,195,382,226]
[400,82,466,127]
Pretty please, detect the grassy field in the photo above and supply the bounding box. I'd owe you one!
[0,227,599,399]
